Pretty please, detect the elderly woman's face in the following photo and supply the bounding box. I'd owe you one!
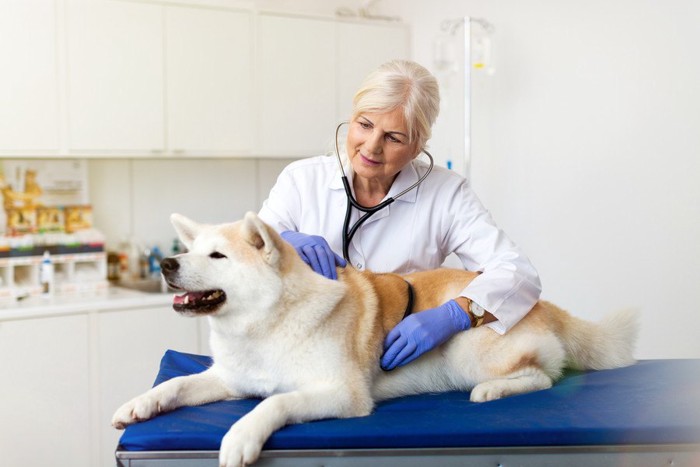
[346,108,419,190]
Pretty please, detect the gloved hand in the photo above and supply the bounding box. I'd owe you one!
[280,231,347,280]
[381,299,471,370]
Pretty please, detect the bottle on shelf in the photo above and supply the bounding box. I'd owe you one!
[148,246,163,278]
[40,250,54,295]
[117,238,130,278]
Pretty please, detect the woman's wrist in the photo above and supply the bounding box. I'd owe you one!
[454,296,496,328]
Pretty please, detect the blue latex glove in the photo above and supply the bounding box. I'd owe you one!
[381,299,472,370]
[280,231,347,280]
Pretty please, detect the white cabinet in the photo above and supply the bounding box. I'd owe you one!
[257,16,410,157]
[66,0,165,153]
[97,306,203,467]
[0,0,59,153]
[0,300,205,467]
[257,14,337,156]
[336,22,410,122]
[66,1,255,156]
[0,315,92,467]
[1,2,410,158]
[165,7,254,155]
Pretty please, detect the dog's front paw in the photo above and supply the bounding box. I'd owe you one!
[219,425,264,467]
[470,381,507,403]
[111,394,163,429]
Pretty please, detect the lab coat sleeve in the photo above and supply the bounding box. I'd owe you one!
[446,182,542,334]
[258,164,302,233]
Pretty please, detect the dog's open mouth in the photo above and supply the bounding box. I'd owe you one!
[173,289,226,314]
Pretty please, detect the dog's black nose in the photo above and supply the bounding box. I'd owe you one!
[161,257,179,273]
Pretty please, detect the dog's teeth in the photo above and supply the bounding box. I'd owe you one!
[183,295,189,304]
[204,291,220,301]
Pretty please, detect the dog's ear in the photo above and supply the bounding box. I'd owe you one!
[170,213,201,251]
[241,211,280,266]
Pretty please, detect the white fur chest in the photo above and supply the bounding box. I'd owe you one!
[208,323,349,398]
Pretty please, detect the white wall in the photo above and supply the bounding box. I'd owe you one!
[377,0,700,358]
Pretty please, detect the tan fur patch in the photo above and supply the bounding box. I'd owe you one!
[403,268,478,310]
[505,353,540,375]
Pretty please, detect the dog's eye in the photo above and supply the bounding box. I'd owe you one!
[209,252,227,259]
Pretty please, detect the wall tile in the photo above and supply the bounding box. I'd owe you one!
[88,157,299,255]
[131,158,257,251]
[87,159,131,248]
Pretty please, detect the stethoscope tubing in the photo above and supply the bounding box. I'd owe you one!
[334,122,434,262]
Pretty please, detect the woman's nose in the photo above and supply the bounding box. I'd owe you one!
[364,130,383,154]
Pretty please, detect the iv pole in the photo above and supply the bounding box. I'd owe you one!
[463,17,472,179]
[435,17,494,179]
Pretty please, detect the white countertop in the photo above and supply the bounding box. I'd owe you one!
[0,286,174,321]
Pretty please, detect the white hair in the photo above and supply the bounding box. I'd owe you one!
[351,60,440,151]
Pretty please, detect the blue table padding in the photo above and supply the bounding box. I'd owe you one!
[119,350,700,451]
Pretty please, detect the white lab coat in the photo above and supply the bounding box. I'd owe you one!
[258,155,541,334]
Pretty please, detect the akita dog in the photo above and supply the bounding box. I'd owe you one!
[112,212,638,467]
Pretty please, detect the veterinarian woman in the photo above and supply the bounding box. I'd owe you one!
[259,60,541,371]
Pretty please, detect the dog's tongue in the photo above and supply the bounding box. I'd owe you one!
[173,291,208,306]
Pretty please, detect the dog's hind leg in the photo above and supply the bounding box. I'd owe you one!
[112,368,234,429]
[470,366,553,402]
[219,383,372,467]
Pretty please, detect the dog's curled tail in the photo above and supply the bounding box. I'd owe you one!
[557,306,639,371]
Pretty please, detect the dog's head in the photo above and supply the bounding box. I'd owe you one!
[161,211,288,317]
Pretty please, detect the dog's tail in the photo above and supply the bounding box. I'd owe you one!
[552,304,639,370]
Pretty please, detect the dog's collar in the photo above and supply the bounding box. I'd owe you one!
[403,280,415,320]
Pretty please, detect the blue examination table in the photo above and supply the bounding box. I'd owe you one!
[116,350,700,466]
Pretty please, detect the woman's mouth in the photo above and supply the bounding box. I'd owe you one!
[360,153,382,166]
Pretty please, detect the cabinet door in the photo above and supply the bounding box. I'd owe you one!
[0,0,59,152]
[166,7,253,154]
[257,14,336,156]
[97,306,202,466]
[66,0,164,153]
[0,315,91,467]
[336,22,410,122]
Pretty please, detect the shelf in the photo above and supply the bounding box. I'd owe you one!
[0,251,107,301]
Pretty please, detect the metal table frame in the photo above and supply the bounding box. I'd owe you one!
[116,443,700,467]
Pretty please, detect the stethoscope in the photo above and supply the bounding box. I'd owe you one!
[333,121,435,262]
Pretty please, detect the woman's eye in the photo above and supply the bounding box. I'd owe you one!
[209,252,227,259]
[359,121,372,129]
[386,134,402,143]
